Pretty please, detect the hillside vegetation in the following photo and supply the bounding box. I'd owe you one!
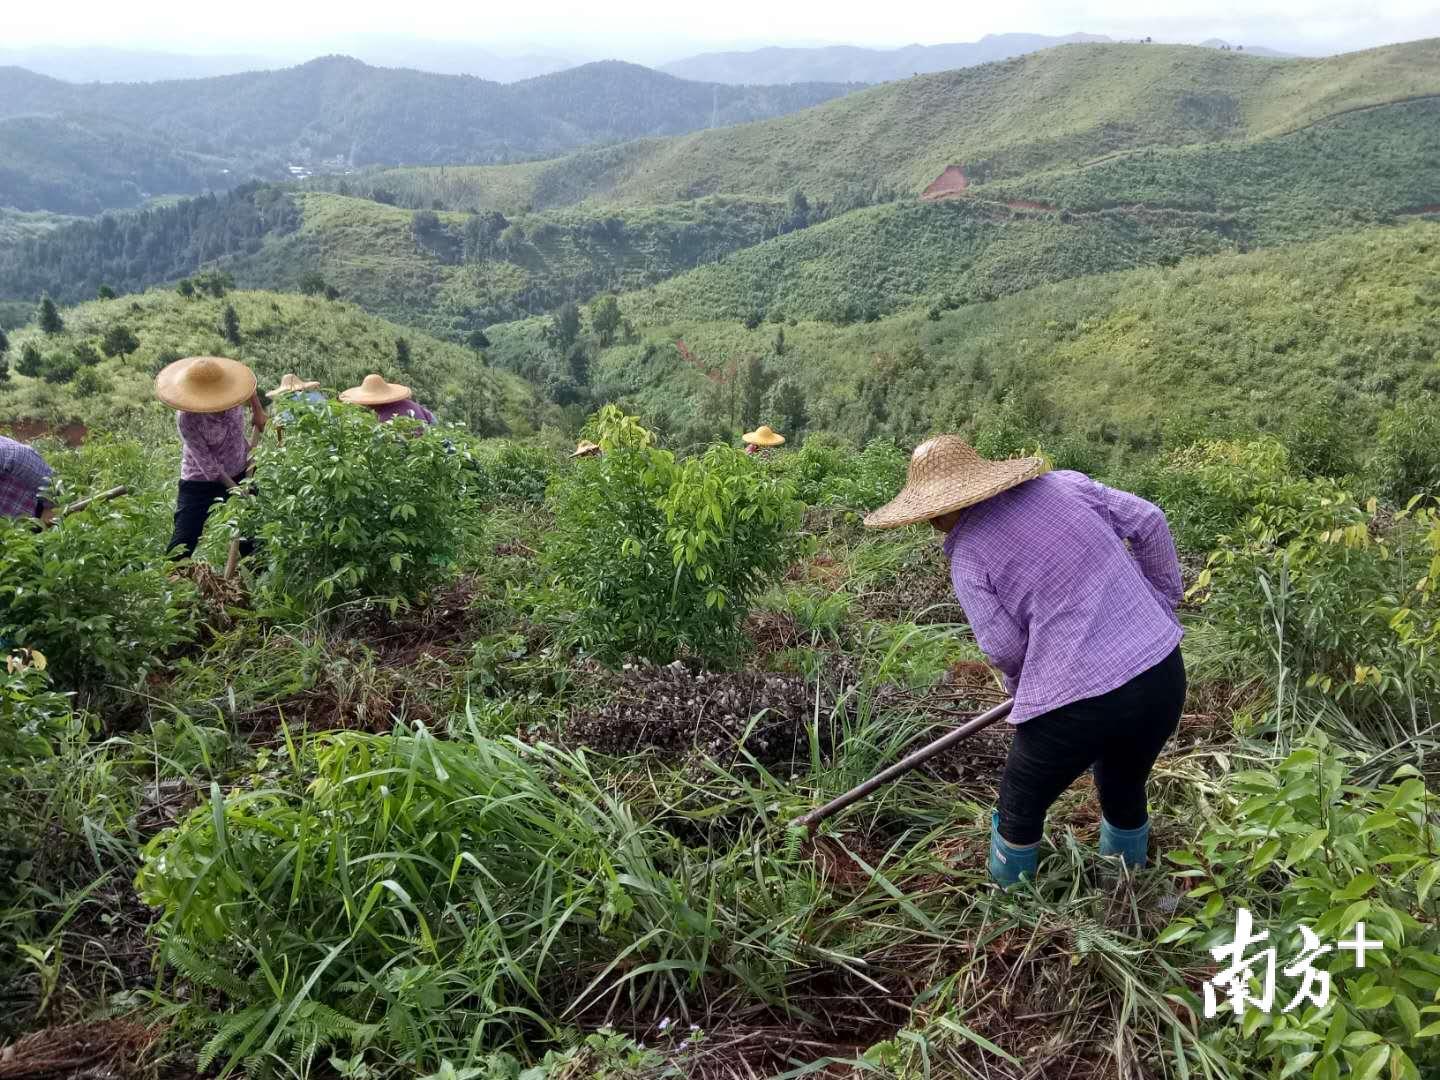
[389,39,1440,211]
[488,221,1440,459]
[0,288,545,436]
[0,57,857,213]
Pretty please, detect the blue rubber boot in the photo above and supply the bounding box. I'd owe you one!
[1099,817,1150,869]
[989,811,1039,887]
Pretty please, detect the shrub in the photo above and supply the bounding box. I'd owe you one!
[0,501,197,691]
[227,404,474,608]
[1163,736,1440,1080]
[0,650,77,766]
[774,434,908,513]
[1370,401,1440,505]
[543,425,805,663]
[474,441,556,506]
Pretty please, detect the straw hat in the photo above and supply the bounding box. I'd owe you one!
[155,356,257,413]
[864,436,1046,529]
[267,373,321,398]
[571,440,602,458]
[339,374,410,406]
[743,425,786,448]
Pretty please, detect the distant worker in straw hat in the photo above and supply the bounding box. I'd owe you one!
[0,435,56,525]
[742,425,785,457]
[266,373,325,444]
[571,440,602,459]
[339,374,435,425]
[866,437,1184,886]
[156,356,267,558]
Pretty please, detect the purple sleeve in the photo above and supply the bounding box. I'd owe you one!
[950,551,1027,693]
[1080,474,1184,610]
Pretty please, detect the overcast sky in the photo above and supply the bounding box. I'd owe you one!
[5,0,1439,60]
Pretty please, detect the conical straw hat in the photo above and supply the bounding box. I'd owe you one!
[864,435,1046,529]
[571,440,602,458]
[339,373,410,406]
[743,425,786,447]
[155,356,256,413]
[267,373,321,398]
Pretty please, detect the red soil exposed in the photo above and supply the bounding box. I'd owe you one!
[0,419,88,447]
[921,164,968,200]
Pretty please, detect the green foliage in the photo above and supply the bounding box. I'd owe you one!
[473,441,557,505]
[1164,736,1440,1080]
[0,489,196,691]
[772,434,909,513]
[37,297,62,334]
[98,324,139,359]
[543,422,805,662]
[1370,400,1440,504]
[16,342,41,377]
[0,650,77,766]
[136,725,737,1071]
[227,404,474,608]
[590,295,621,347]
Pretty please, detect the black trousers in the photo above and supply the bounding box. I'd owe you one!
[167,480,255,559]
[997,646,1185,845]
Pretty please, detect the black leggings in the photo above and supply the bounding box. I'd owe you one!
[997,647,1185,846]
[167,480,255,559]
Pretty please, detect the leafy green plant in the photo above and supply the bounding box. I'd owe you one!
[773,434,908,514]
[0,503,196,691]
[0,650,77,765]
[1370,400,1440,505]
[543,421,805,663]
[226,404,475,608]
[1162,735,1440,1080]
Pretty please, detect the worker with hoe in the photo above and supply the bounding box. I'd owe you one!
[742,425,785,457]
[0,435,56,525]
[156,355,267,558]
[865,436,1185,886]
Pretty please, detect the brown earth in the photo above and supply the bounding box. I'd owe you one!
[0,1019,163,1080]
[0,421,88,448]
[921,165,969,200]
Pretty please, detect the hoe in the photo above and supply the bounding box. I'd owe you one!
[791,697,1013,833]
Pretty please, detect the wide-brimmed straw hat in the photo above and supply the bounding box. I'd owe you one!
[743,425,786,447]
[155,356,257,414]
[864,435,1046,529]
[339,374,410,406]
[571,440,602,458]
[267,373,321,398]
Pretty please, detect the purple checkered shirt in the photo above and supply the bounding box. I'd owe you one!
[0,436,53,519]
[178,407,248,482]
[943,470,1184,724]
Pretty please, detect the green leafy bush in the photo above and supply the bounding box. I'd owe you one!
[472,441,557,506]
[228,405,474,608]
[0,650,77,765]
[543,427,805,663]
[773,435,908,514]
[1163,735,1440,1080]
[1370,401,1440,505]
[0,500,196,691]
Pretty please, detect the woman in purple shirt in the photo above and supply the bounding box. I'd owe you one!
[338,374,436,425]
[156,356,266,558]
[866,436,1185,886]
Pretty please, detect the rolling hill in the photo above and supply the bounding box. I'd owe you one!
[659,33,1110,84]
[485,221,1440,458]
[0,57,858,213]
[0,288,546,436]
[375,38,1440,211]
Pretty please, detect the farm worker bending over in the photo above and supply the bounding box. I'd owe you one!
[156,355,266,558]
[0,435,56,524]
[267,373,326,444]
[339,374,435,424]
[742,425,785,457]
[865,436,1185,886]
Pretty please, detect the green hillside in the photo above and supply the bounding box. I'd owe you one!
[982,97,1440,241]
[231,192,790,337]
[371,39,1440,211]
[0,289,545,436]
[488,221,1440,459]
